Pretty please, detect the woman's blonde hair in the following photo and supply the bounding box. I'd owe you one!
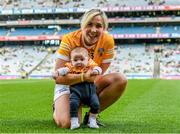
[81,8,108,30]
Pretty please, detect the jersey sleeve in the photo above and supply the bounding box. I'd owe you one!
[102,35,115,64]
[88,58,98,67]
[56,35,72,61]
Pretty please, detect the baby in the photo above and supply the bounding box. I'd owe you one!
[57,47,102,129]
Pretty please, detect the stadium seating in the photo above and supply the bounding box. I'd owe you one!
[106,44,180,76]
[107,44,154,75]
[1,0,180,79]
[10,28,55,36]
[0,45,48,75]
[2,0,180,9]
[160,26,180,34]
[57,27,78,35]
[110,26,156,34]
[160,44,180,75]
[4,26,180,36]
[1,44,179,77]
[0,28,8,36]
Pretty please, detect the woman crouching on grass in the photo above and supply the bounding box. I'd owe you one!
[53,8,127,128]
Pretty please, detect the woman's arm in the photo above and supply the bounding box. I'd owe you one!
[55,59,110,85]
[55,74,83,85]
[84,63,111,82]
[100,63,111,74]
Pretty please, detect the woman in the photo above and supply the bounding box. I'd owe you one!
[53,9,127,128]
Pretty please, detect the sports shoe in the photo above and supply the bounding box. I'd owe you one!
[70,117,80,130]
[71,123,80,130]
[88,116,99,129]
[82,112,105,127]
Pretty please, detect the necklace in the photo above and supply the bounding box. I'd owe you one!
[83,42,96,50]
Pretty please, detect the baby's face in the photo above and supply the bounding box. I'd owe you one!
[71,53,88,68]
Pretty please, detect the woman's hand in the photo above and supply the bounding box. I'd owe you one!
[57,67,70,76]
[52,70,59,79]
[84,69,98,82]
[90,69,99,76]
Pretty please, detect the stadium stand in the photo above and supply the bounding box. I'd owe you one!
[0,45,48,76]
[2,25,180,36]
[1,0,180,9]
[0,44,179,78]
[0,0,180,79]
[0,28,8,36]
[160,44,180,75]
[9,28,56,36]
[105,44,180,77]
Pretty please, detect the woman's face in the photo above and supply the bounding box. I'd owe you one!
[82,15,104,46]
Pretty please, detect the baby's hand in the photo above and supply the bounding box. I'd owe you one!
[90,66,102,76]
[57,67,70,76]
[52,67,69,79]
[90,69,99,76]
[52,71,59,79]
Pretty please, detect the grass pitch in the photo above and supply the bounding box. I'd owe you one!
[0,79,180,133]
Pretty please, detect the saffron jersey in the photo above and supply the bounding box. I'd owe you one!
[57,29,115,66]
[65,59,98,74]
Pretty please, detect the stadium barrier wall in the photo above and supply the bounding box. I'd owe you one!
[1,33,180,41]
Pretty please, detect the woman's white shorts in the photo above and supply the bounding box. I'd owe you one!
[53,84,70,101]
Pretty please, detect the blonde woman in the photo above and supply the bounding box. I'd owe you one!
[53,9,127,128]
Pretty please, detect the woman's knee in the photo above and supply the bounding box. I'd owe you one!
[96,73,127,93]
[104,73,127,86]
[115,73,128,88]
[54,115,70,128]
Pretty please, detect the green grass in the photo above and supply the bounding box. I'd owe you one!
[0,79,180,133]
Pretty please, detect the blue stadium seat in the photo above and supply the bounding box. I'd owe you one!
[10,28,55,36]
[0,28,7,36]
